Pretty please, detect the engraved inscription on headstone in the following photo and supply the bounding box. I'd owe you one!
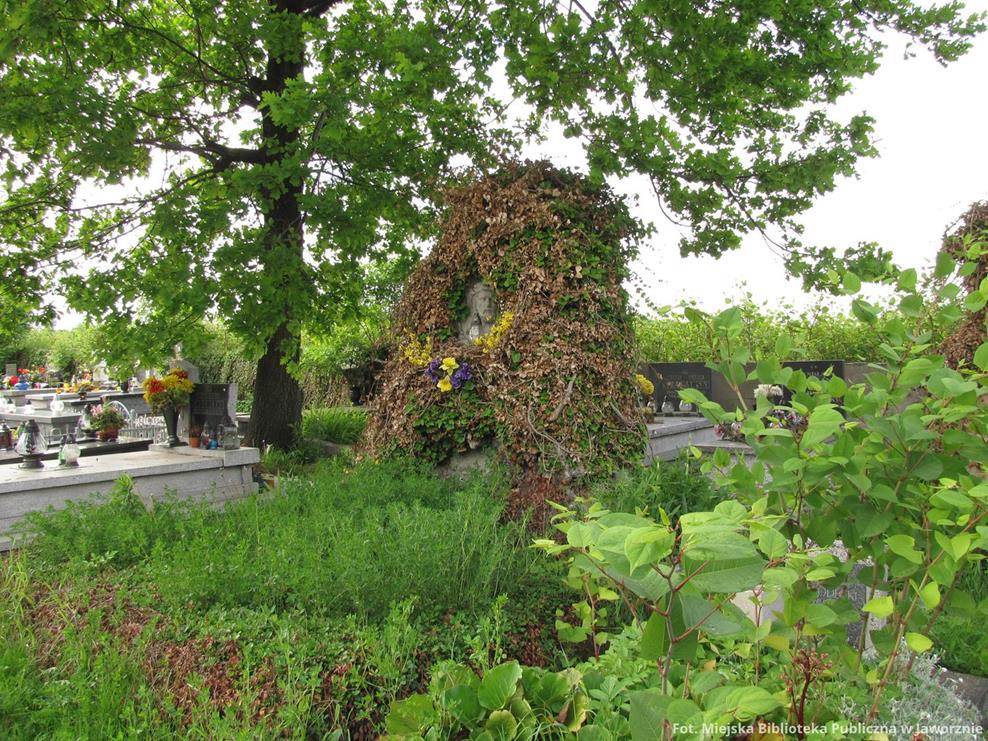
[4,364,16,377]
[815,546,885,649]
[457,281,498,344]
[647,363,712,412]
[190,383,237,430]
[783,360,845,380]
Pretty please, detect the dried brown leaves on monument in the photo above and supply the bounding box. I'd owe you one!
[364,162,646,480]
[939,202,988,369]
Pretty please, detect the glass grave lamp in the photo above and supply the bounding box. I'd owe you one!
[221,416,241,451]
[58,432,81,467]
[0,422,13,451]
[50,393,65,414]
[15,419,48,469]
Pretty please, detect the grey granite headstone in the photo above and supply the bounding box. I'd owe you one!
[4,364,15,377]
[169,354,200,384]
[815,542,886,649]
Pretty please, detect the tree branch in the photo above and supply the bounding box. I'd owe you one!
[133,138,267,168]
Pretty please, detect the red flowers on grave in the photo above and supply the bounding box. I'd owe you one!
[142,368,195,412]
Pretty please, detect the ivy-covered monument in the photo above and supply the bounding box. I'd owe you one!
[365,163,648,482]
[939,201,987,369]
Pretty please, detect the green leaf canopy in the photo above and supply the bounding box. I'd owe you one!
[0,0,981,445]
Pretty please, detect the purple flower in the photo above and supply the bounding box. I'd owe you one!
[715,421,744,442]
[425,358,443,383]
[450,363,473,390]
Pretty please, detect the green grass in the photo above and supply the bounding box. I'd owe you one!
[301,406,367,445]
[930,613,988,676]
[3,459,568,737]
[17,459,554,621]
[929,561,988,676]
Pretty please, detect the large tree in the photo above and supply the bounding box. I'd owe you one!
[0,0,981,447]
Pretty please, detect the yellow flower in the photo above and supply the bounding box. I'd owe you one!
[401,333,432,367]
[437,377,453,393]
[440,356,459,373]
[634,373,655,396]
[476,312,514,353]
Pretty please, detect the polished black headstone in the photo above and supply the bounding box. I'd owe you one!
[190,384,236,429]
[647,363,713,412]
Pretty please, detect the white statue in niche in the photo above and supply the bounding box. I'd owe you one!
[458,281,498,344]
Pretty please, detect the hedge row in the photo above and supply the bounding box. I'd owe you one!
[4,299,897,402]
[634,298,897,363]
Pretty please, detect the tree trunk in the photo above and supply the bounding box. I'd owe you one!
[247,1,308,450]
[248,322,303,450]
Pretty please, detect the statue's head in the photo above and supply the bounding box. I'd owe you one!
[467,282,495,319]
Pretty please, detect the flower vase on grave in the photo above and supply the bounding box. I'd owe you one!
[162,405,181,447]
[97,427,120,442]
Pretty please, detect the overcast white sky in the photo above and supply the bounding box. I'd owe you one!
[52,1,988,326]
[611,1,988,313]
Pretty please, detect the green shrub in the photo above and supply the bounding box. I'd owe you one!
[299,308,388,379]
[187,321,256,391]
[634,296,902,363]
[591,457,724,522]
[186,322,353,408]
[1,325,97,377]
[301,406,368,444]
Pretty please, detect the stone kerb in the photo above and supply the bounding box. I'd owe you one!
[0,446,260,551]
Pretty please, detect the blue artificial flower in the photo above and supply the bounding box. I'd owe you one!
[425,358,443,383]
[450,363,473,390]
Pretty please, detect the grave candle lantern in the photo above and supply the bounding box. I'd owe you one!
[59,432,81,467]
[0,422,12,450]
[221,417,240,450]
[15,419,47,469]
